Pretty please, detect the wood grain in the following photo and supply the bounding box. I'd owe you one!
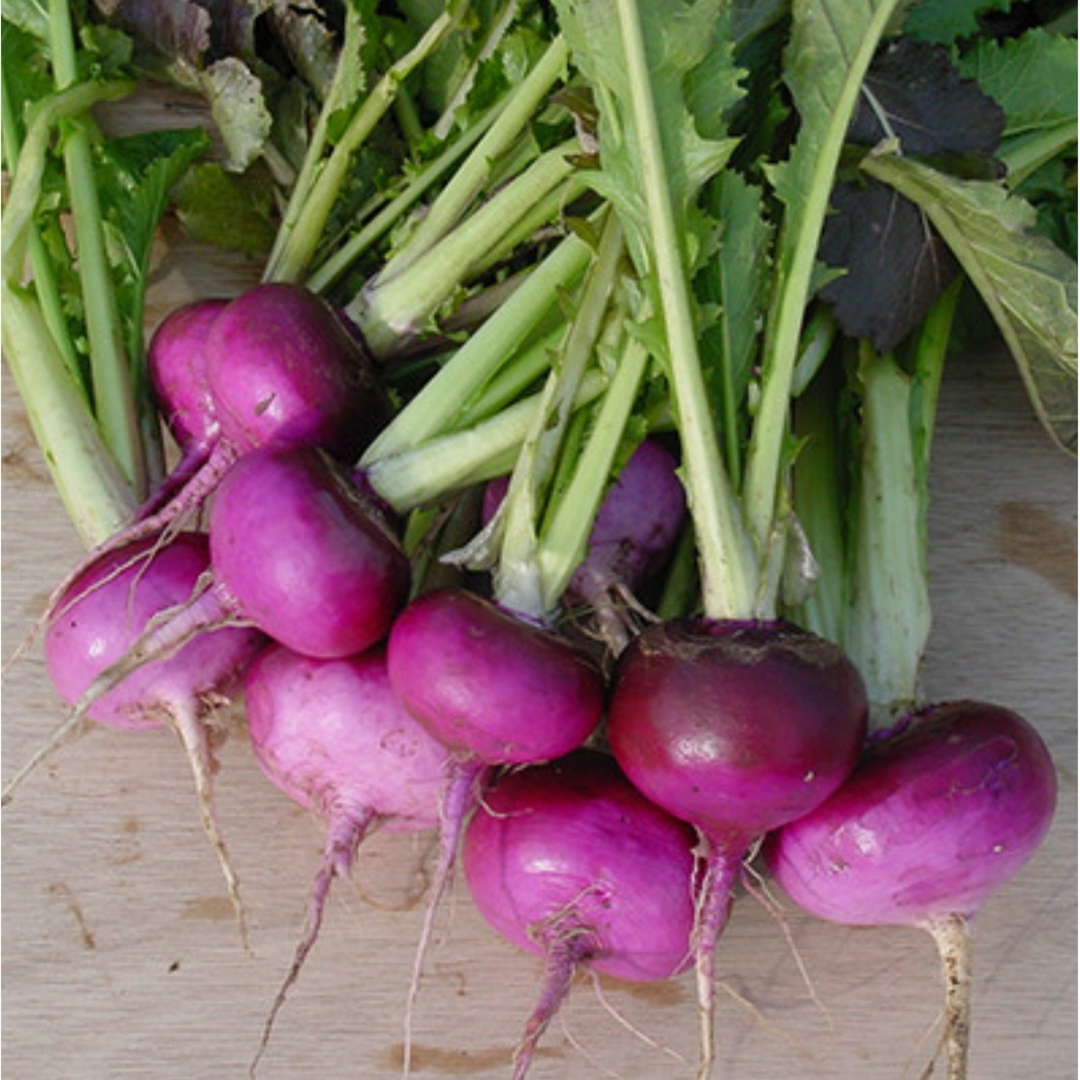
[3,235,1075,1080]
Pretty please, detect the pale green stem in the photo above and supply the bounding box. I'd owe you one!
[50,0,145,495]
[350,139,580,357]
[537,332,651,614]
[360,230,592,462]
[365,369,608,513]
[267,1,469,284]
[742,0,900,561]
[305,103,500,293]
[383,35,570,280]
[614,0,757,619]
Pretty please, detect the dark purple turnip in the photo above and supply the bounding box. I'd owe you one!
[607,617,869,1078]
[764,699,1058,1080]
[463,749,698,1078]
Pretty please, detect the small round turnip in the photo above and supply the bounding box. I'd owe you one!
[386,586,606,1069]
[462,749,698,1079]
[607,617,869,1079]
[244,642,453,1069]
[33,533,266,939]
[764,699,1058,1080]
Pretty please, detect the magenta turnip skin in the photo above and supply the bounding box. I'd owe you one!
[763,700,1058,927]
[608,619,870,850]
[75,284,387,560]
[563,439,685,608]
[607,616,869,1078]
[245,643,450,835]
[763,699,1057,1080]
[148,298,227,456]
[387,587,605,766]
[43,532,266,939]
[203,282,387,462]
[462,750,698,1078]
[386,586,607,1061]
[209,446,410,659]
[45,532,264,731]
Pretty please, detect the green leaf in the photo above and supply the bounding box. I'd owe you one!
[958,28,1078,187]
[552,0,741,278]
[98,127,211,283]
[864,150,1078,454]
[744,0,900,548]
[553,0,759,621]
[0,0,49,41]
[697,170,773,482]
[902,0,1012,45]
[1,18,55,144]
[97,126,211,372]
[960,28,1077,138]
[172,161,277,257]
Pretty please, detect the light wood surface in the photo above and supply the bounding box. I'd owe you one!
[3,181,1076,1080]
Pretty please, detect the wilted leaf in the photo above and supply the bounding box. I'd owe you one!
[200,55,272,171]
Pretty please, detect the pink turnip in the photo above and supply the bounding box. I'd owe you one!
[243,642,453,1069]
[32,533,266,937]
[763,699,1058,1079]
[386,586,606,1068]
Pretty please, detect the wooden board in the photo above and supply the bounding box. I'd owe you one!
[3,197,1076,1080]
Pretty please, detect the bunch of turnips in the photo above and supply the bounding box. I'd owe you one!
[3,1,1072,1078]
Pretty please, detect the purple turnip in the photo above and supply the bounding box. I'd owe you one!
[462,749,698,1079]
[607,617,869,1078]
[44,446,410,748]
[482,438,687,655]
[34,533,266,937]
[62,284,390,577]
[243,642,453,1070]
[763,699,1058,1080]
[386,586,606,1067]
[207,445,410,659]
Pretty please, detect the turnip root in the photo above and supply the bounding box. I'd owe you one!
[462,749,698,1079]
[607,617,869,1079]
[243,642,454,1071]
[386,586,606,1069]
[764,699,1058,1080]
[28,533,266,939]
